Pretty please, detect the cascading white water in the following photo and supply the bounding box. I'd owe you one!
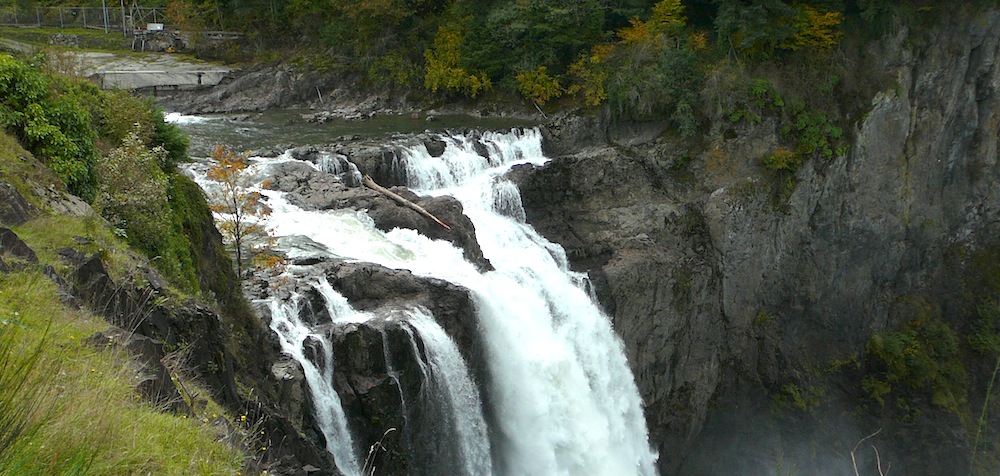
[265,282,362,476]
[393,128,658,476]
[266,274,492,476]
[187,125,658,475]
[399,309,492,476]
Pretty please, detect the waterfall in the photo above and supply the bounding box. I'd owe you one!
[265,284,362,476]
[266,276,493,476]
[396,308,492,475]
[391,128,658,476]
[188,126,658,475]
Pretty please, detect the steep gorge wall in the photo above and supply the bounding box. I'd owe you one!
[515,8,1000,475]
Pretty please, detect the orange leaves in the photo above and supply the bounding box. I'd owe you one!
[206,145,280,278]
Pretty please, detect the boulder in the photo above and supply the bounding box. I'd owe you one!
[366,191,492,271]
[266,161,381,211]
[339,144,407,188]
[0,227,39,266]
[0,182,35,226]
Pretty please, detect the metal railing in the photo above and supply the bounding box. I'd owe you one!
[0,6,165,34]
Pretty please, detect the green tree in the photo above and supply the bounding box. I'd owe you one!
[95,125,172,254]
[424,25,492,97]
[461,0,605,83]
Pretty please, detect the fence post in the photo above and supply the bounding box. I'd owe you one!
[82,8,87,28]
[59,7,63,28]
[35,7,40,27]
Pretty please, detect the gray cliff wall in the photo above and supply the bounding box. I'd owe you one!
[515,7,1000,475]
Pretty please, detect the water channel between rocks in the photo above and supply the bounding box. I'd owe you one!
[174,113,659,476]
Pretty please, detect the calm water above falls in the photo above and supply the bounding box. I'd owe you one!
[177,116,659,475]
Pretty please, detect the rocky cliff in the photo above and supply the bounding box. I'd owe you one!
[512,7,1000,475]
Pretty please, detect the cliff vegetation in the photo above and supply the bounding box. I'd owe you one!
[0,51,302,475]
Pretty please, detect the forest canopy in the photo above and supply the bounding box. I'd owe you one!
[6,0,949,116]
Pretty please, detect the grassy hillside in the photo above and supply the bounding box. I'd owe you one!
[0,131,253,475]
[0,46,271,474]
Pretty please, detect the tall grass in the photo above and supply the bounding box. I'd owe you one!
[0,320,49,462]
[0,271,245,475]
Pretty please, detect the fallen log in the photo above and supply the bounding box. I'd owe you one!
[362,175,452,230]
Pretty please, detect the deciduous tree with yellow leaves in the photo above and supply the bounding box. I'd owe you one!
[206,145,276,279]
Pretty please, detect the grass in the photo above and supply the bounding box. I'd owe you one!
[0,132,64,210]
[0,270,245,475]
[14,213,136,284]
[2,129,247,473]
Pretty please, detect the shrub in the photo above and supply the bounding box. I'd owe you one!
[95,126,171,242]
[516,66,563,105]
[94,126,197,291]
[784,99,844,160]
[969,300,1000,356]
[762,147,800,172]
[424,25,492,98]
[0,54,98,201]
[863,310,968,414]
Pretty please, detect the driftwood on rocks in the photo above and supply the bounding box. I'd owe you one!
[362,175,451,230]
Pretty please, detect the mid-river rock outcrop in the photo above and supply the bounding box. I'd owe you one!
[264,160,491,270]
[514,8,1000,476]
[251,257,483,476]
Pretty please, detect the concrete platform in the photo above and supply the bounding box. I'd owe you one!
[73,50,235,91]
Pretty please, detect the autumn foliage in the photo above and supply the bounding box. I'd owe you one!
[424,25,492,98]
[206,145,277,278]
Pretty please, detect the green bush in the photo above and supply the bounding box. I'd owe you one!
[516,66,563,105]
[863,311,968,414]
[0,54,99,201]
[784,99,844,160]
[970,300,1000,356]
[93,127,199,293]
[762,147,801,172]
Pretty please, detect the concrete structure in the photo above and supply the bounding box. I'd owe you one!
[89,69,230,91]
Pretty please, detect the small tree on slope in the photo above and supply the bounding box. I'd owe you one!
[206,145,273,279]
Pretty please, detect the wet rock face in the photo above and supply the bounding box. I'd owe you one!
[315,259,484,377]
[257,258,483,476]
[517,9,1000,476]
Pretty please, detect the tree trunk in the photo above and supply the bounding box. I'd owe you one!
[362,175,451,230]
